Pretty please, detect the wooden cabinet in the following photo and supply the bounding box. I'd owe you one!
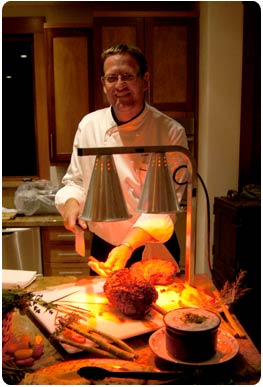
[45,26,93,163]
[93,16,198,115]
[145,17,198,117]
[212,196,261,350]
[41,226,93,276]
[45,16,198,163]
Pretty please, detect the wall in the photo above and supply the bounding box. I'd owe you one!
[197,1,243,274]
[2,1,244,276]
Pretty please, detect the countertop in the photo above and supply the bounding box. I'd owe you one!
[2,274,261,385]
[2,214,64,228]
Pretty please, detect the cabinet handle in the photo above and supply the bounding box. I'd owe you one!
[58,252,81,256]
[50,133,53,159]
[58,271,84,275]
[57,234,75,239]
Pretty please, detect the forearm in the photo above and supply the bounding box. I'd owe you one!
[132,214,174,244]
[103,218,174,272]
[120,227,155,252]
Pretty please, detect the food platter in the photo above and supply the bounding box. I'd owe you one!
[149,327,239,366]
[29,277,215,354]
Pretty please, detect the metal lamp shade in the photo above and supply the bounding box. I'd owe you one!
[137,152,181,213]
[80,155,132,222]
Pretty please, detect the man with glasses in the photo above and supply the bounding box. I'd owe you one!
[55,43,188,276]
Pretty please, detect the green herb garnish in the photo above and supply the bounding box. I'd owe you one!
[182,312,208,324]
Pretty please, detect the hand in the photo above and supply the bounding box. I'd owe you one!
[88,257,111,277]
[63,198,87,232]
[104,245,133,271]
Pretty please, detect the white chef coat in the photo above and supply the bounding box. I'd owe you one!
[55,103,188,246]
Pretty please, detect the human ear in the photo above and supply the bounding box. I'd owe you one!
[143,72,150,92]
[101,77,107,95]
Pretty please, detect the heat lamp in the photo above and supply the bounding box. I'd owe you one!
[80,154,132,222]
[78,145,197,285]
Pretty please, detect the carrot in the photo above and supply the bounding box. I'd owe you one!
[63,328,86,344]
[15,357,35,367]
[19,334,31,343]
[32,335,44,359]
[33,335,44,346]
[6,341,30,354]
[32,344,44,359]
[14,348,33,360]
[5,343,20,354]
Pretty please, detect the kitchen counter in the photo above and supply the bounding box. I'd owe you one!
[2,274,261,385]
[2,214,64,228]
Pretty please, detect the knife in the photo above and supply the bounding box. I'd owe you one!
[77,366,181,381]
[75,222,85,257]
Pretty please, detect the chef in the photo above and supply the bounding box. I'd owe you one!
[55,43,188,275]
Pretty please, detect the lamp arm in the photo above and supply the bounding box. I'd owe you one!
[78,145,197,285]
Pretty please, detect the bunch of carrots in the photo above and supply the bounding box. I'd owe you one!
[4,334,44,367]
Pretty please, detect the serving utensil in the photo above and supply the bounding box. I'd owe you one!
[77,365,180,381]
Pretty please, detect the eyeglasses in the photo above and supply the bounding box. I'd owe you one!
[103,73,140,84]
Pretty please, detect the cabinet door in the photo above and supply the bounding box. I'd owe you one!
[46,28,92,162]
[145,17,198,117]
[212,197,261,351]
[93,17,144,109]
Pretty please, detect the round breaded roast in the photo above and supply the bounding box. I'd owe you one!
[103,268,158,319]
[130,258,179,285]
[130,258,178,285]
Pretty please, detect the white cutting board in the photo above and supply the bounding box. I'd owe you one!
[29,278,164,353]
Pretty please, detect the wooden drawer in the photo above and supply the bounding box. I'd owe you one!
[42,227,92,243]
[45,228,76,242]
[43,262,90,276]
[41,226,93,276]
[49,246,87,263]
[48,247,88,263]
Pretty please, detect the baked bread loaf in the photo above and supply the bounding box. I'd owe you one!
[130,258,178,285]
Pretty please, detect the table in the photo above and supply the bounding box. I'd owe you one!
[3,274,261,384]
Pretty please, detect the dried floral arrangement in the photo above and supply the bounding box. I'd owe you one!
[219,270,252,309]
[212,270,252,338]
[2,288,46,316]
[2,288,94,316]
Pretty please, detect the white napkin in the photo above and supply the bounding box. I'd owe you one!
[2,269,37,289]
[2,207,18,220]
